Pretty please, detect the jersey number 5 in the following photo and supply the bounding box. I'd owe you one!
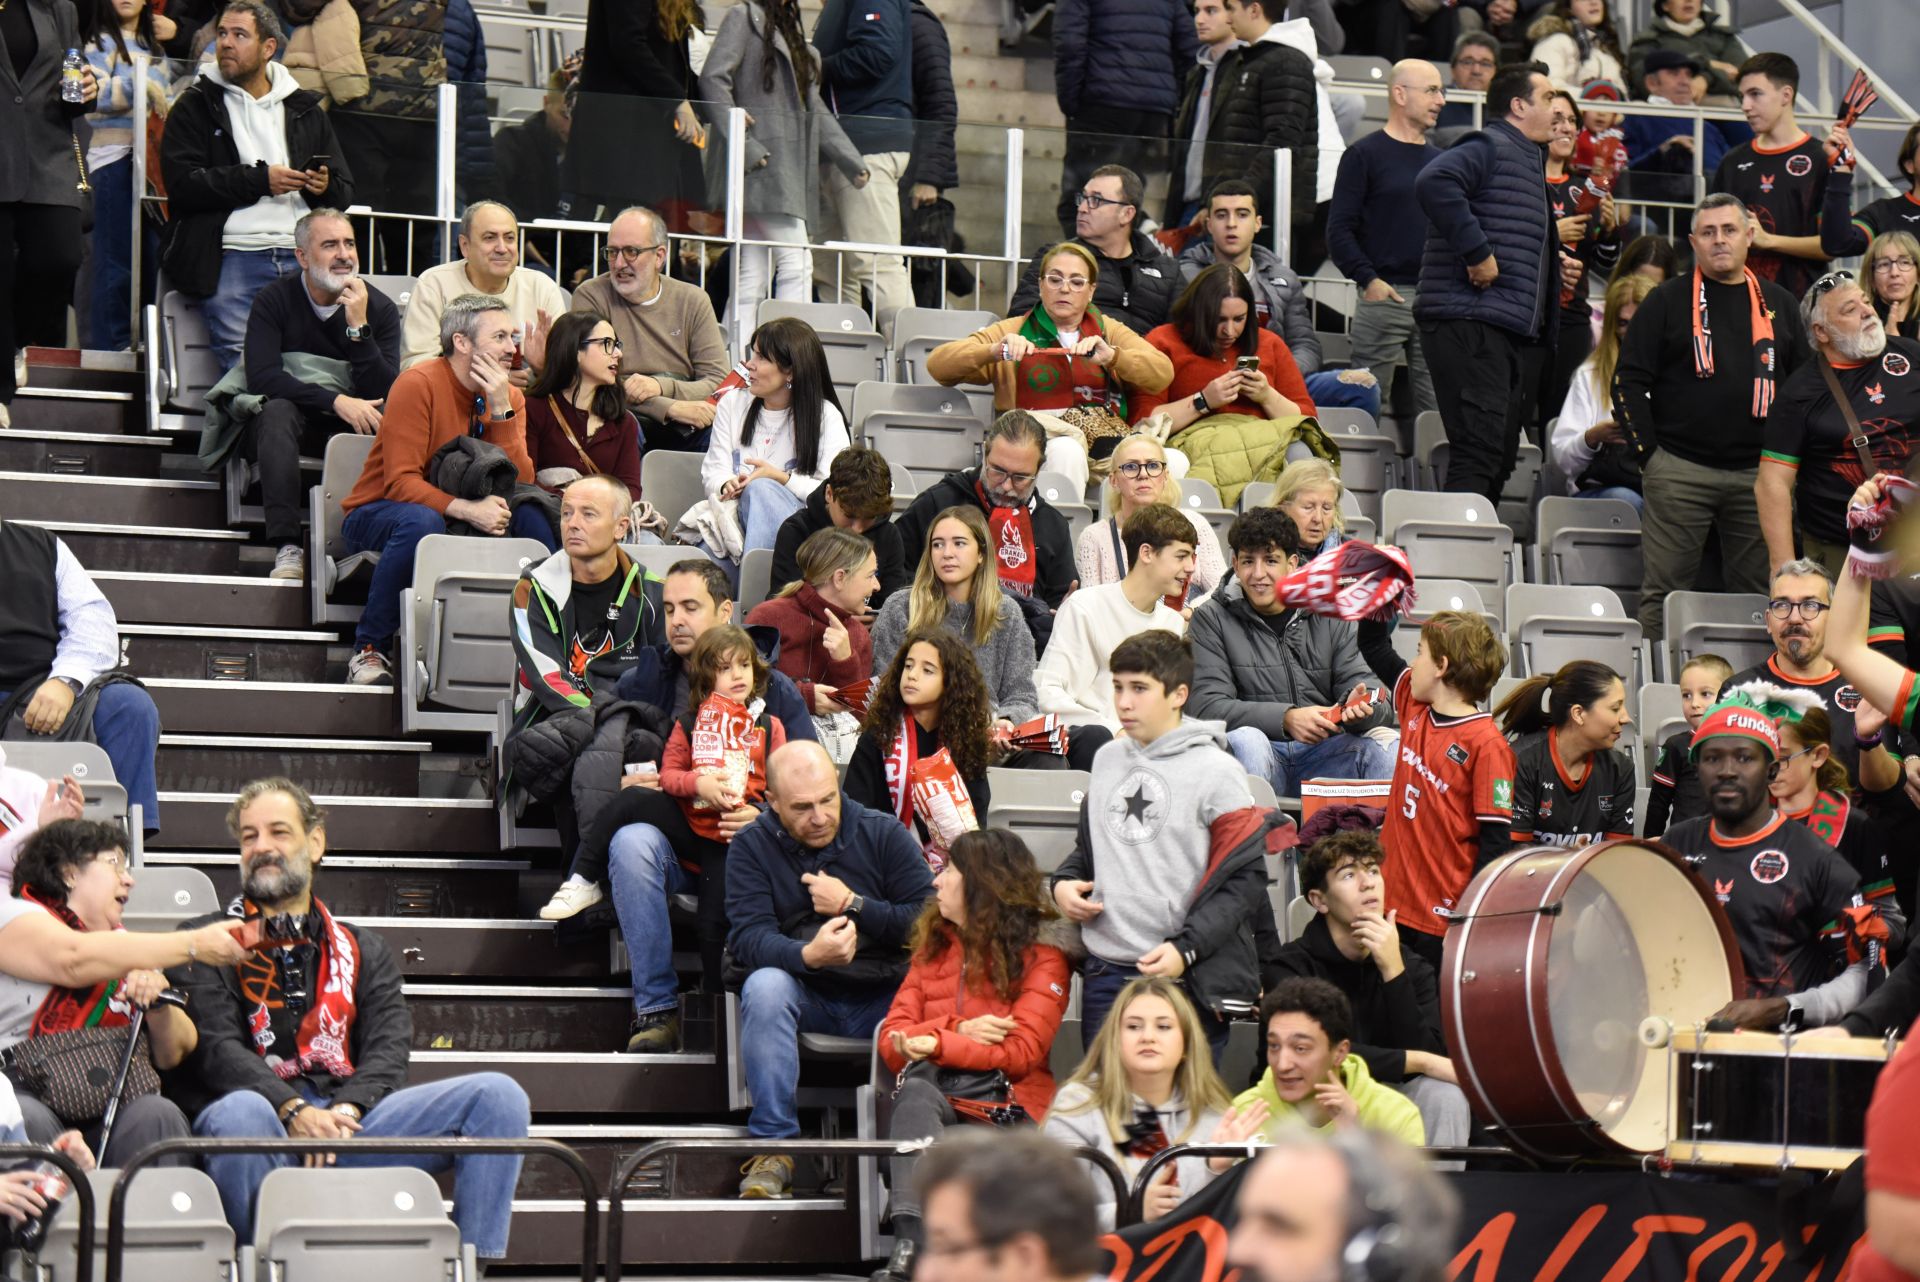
[1402,782,1420,821]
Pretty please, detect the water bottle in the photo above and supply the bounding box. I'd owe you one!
[14,1160,70,1253]
[60,49,86,104]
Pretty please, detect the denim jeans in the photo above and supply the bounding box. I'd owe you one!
[85,157,159,351]
[193,1074,531,1258]
[1079,955,1229,1065]
[202,248,300,372]
[341,499,557,649]
[1304,370,1382,422]
[739,478,805,556]
[739,968,895,1139]
[1225,725,1394,799]
[609,823,695,1018]
[1573,485,1644,513]
[0,682,161,831]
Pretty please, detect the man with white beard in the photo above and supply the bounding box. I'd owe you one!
[229,208,402,582]
[571,206,732,453]
[1758,272,1920,578]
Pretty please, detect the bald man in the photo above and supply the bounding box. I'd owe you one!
[1328,58,1445,414]
[401,201,572,376]
[726,740,934,1199]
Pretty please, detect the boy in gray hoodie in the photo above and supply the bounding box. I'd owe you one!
[1052,629,1271,1063]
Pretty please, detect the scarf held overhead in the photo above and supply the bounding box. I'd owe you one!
[1276,541,1417,622]
[1690,267,1777,419]
[235,897,362,1082]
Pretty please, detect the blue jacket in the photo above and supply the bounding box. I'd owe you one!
[1414,118,1552,338]
[814,0,916,156]
[444,0,497,201]
[1052,0,1197,120]
[725,796,934,993]
[611,625,820,745]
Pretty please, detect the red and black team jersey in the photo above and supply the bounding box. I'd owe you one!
[1868,571,1920,666]
[1785,790,1899,915]
[1713,133,1831,299]
[1764,338,1920,544]
[1850,189,1920,248]
[1381,669,1516,938]
[1508,728,1635,847]
[1545,174,1621,322]
[1664,812,1864,998]
[1722,655,1872,784]
[1647,728,1707,836]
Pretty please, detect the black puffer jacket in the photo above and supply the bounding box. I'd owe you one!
[429,437,562,535]
[503,693,668,837]
[904,1,959,192]
[1005,230,1182,337]
[1051,0,1197,119]
[1210,37,1319,226]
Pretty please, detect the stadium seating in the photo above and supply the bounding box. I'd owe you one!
[32,1168,234,1282]
[1382,491,1516,628]
[1661,592,1773,682]
[1504,583,1649,690]
[0,741,129,833]
[251,1166,474,1282]
[398,533,549,732]
[640,449,706,530]
[309,432,380,626]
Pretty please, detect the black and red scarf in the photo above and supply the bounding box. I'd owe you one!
[975,479,1038,598]
[1275,540,1417,622]
[1690,266,1778,418]
[236,897,361,1081]
[22,888,132,1036]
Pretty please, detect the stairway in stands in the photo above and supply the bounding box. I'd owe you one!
[2,350,873,1272]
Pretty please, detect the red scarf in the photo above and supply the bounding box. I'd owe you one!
[1846,473,1920,579]
[884,715,921,827]
[22,889,132,1036]
[237,897,361,1081]
[1690,267,1777,418]
[1275,541,1417,622]
[975,479,1038,598]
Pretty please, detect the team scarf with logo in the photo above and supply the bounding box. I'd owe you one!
[883,714,923,827]
[1274,540,1417,622]
[974,478,1039,598]
[1690,267,1777,418]
[235,896,361,1080]
[22,888,133,1035]
[1012,306,1128,420]
[1846,473,1920,579]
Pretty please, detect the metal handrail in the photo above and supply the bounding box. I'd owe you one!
[0,1143,96,1282]
[603,1136,1132,1282]
[103,1137,598,1282]
[1772,0,1917,125]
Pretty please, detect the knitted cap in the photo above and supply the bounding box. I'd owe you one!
[1687,681,1820,760]
[1580,77,1626,102]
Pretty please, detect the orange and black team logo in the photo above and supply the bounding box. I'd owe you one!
[570,633,614,679]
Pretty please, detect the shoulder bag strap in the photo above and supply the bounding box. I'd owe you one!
[1817,359,1880,478]
[546,396,603,476]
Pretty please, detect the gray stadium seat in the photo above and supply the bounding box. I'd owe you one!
[35,1168,234,1282]
[624,543,718,582]
[640,449,707,529]
[1392,578,1487,664]
[309,432,380,626]
[0,741,128,832]
[360,273,418,315]
[1639,681,1687,777]
[400,533,549,732]
[1383,490,1515,627]
[1327,429,1399,527]
[123,866,220,932]
[985,767,1091,873]
[1413,411,1448,488]
[1056,501,1094,549]
[158,290,220,413]
[1505,583,1648,688]
[1500,442,1543,542]
[864,414,984,488]
[1535,495,1643,619]
[1239,481,1275,510]
[252,1166,473,1282]
[1036,471,1083,507]
[1663,592,1772,682]
[851,380,988,427]
[739,546,775,613]
[1315,406,1377,437]
[760,300,887,395]
[891,306,998,383]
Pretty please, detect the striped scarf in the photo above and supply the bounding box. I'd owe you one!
[1690,267,1777,418]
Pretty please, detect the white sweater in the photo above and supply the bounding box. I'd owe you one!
[212,62,305,250]
[1549,357,1605,494]
[700,388,851,501]
[400,261,573,369]
[1034,581,1185,729]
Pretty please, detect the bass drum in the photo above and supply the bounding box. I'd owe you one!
[1441,839,1746,1159]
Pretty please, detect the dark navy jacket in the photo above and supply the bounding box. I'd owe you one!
[725,796,934,994]
[814,0,916,155]
[1052,0,1198,119]
[612,624,820,744]
[1414,118,1553,338]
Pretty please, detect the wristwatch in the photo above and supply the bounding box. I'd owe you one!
[344,323,367,342]
[1191,391,1210,414]
[843,893,866,921]
[56,677,81,695]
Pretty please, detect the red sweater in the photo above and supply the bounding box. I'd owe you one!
[745,584,872,710]
[523,395,644,494]
[661,712,789,843]
[1132,325,1316,421]
[877,930,1072,1121]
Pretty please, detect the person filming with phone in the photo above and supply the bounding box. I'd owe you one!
[159,0,353,372]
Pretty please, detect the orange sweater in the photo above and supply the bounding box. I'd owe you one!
[1132,325,1316,421]
[341,358,534,515]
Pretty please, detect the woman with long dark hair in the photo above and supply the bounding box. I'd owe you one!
[1494,659,1638,849]
[79,0,170,351]
[525,311,643,495]
[846,628,995,846]
[745,525,877,747]
[874,828,1072,1279]
[566,0,709,226]
[1133,264,1321,508]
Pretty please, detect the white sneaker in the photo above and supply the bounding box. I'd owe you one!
[0,402,10,429]
[347,645,393,686]
[270,545,305,580]
[538,881,604,920]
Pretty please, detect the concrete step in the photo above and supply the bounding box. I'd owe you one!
[19,348,143,395]
[27,522,255,577]
[123,624,340,683]
[96,571,306,628]
[151,791,496,853]
[357,916,608,980]
[146,851,528,918]
[405,983,637,1054]
[517,1123,748,1200]
[146,677,396,738]
[155,733,430,798]
[952,83,1066,129]
[0,471,223,527]
[4,386,140,434]
[0,428,173,477]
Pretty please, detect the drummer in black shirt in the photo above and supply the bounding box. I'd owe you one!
[1492,660,1637,848]
[1664,690,1884,1030]
[1711,53,1836,300]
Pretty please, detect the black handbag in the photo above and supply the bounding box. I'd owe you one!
[3,1025,160,1127]
[893,1059,1030,1128]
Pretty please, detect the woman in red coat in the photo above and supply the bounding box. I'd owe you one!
[873,827,1073,1282]
[744,526,879,751]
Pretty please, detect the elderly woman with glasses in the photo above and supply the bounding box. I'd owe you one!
[927,242,1174,501]
[524,311,645,496]
[1075,433,1226,609]
[1859,230,1920,341]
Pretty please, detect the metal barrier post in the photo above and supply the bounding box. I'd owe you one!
[131,52,150,354]
[0,1143,95,1282]
[1272,147,1293,271]
[1004,127,1025,307]
[435,82,458,266]
[726,105,748,346]
[105,1137,597,1282]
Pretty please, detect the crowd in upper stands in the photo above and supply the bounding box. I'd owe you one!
[9,0,1920,1270]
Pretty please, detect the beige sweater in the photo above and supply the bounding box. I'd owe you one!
[573,273,731,418]
[400,261,573,369]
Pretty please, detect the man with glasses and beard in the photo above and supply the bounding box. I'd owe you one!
[167,777,531,1262]
[206,209,401,585]
[894,411,1080,612]
[572,206,731,453]
[1758,274,1920,579]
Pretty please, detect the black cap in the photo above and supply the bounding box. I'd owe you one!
[1643,48,1703,75]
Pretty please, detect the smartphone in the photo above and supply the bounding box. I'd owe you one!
[1235,355,1261,372]
[303,153,330,171]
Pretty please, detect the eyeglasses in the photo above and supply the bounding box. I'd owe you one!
[1074,191,1129,212]
[1874,257,1917,274]
[1042,271,1092,291]
[579,335,622,355]
[1779,746,1816,766]
[93,852,130,874]
[984,461,1037,487]
[1454,56,1496,70]
[1807,271,1853,303]
[605,243,666,263]
[1116,460,1167,478]
[1765,598,1831,619]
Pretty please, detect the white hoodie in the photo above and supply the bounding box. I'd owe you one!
[208,59,305,250]
[1261,17,1344,206]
